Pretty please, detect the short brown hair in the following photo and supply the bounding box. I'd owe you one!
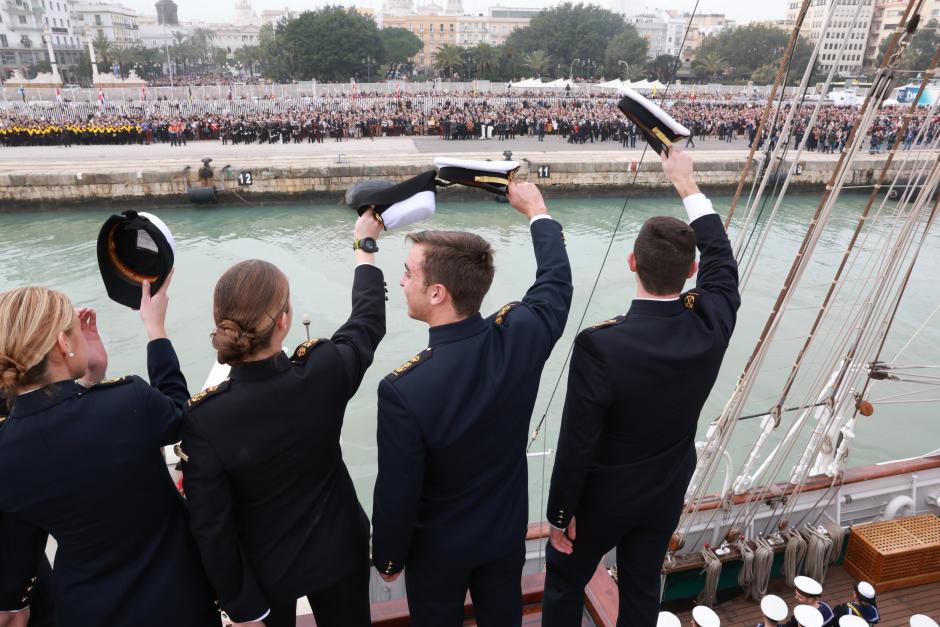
[212,260,290,366]
[407,231,495,316]
[633,217,697,295]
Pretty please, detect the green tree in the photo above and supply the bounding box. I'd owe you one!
[235,45,262,78]
[279,7,384,81]
[646,53,675,83]
[693,50,725,81]
[92,31,113,66]
[523,49,551,77]
[603,26,648,78]
[257,22,291,81]
[434,43,464,78]
[877,19,939,72]
[380,27,423,66]
[471,42,500,79]
[505,2,629,79]
[750,63,776,84]
[694,24,814,83]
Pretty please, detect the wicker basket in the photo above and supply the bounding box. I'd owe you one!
[844,514,940,592]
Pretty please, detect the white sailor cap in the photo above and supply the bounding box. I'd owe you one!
[616,85,690,155]
[692,605,720,627]
[855,581,876,600]
[839,615,870,627]
[434,157,520,196]
[345,170,437,231]
[794,575,823,597]
[910,616,940,627]
[760,594,789,622]
[97,210,176,310]
[657,611,681,627]
[793,604,824,627]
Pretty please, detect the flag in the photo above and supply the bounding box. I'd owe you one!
[55,86,62,103]
[97,87,104,108]
[188,85,193,102]
[352,80,359,101]
[395,82,401,100]
[140,86,147,101]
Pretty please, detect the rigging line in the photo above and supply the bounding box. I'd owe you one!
[873,397,940,405]
[871,385,940,403]
[525,0,702,455]
[891,302,940,363]
[738,401,829,421]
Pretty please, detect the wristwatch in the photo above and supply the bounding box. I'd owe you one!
[353,237,379,253]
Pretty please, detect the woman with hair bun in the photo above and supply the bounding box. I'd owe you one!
[0,277,219,627]
[181,210,386,627]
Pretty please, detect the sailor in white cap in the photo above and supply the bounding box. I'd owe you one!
[794,604,825,627]
[692,605,721,627]
[839,616,870,627]
[658,610,682,627]
[788,576,834,627]
[910,615,940,627]
[834,581,879,624]
[758,594,789,626]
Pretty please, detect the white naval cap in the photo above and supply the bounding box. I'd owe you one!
[793,604,824,627]
[345,170,438,231]
[760,594,789,622]
[856,581,876,600]
[657,611,681,627]
[692,605,720,627]
[616,85,690,155]
[433,157,520,196]
[910,616,940,627]
[794,575,823,597]
[839,616,870,627]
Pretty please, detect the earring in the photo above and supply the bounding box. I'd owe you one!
[68,352,75,357]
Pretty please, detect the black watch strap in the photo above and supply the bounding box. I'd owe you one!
[353,237,379,253]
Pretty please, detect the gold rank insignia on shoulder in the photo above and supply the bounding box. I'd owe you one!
[291,338,324,363]
[187,380,231,409]
[88,376,132,389]
[494,301,521,326]
[683,291,699,310]
[585,315,625,332]
[385,347,433,382]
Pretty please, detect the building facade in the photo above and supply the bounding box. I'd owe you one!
[786,0,873,77]
[74,2,140,48]
[626,13,669,58]
[1,0,82,78]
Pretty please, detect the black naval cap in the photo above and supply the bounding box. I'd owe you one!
[434,157,520,196]
[345,169,438,230]
[97,210,175,310]
[617,85,690,155]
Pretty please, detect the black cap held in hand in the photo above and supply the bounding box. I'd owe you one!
[97,211,175,310]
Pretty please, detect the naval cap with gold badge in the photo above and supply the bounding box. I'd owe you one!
[345,170,438,231]
[617,85,690,155]
[97,211,175,310]
[434,157,520,196]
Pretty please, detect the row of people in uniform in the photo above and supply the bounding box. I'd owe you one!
[0,148,740,627]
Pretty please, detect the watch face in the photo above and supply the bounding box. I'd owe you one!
[363,237,379,253]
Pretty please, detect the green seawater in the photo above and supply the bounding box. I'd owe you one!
[1,194,937,522]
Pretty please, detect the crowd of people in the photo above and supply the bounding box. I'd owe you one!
[1,94,937,152]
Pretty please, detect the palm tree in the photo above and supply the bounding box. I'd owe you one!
[523,50,551,77]
[211,47,229,72]
[471,43,500,79]
[92,31,112,66]
[235,45,262,78]
[433,44,464,79]
[693,51,725,81]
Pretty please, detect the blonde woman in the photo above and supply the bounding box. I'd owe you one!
[0,278,219,627]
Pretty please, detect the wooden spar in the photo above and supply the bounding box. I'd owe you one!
[723,0,812,231]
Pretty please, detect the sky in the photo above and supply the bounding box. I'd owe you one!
[117,0,786,26]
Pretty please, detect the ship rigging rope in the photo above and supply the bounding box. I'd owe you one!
[529,0,705,568]
[890,302,940,362]
[678,2,935,544]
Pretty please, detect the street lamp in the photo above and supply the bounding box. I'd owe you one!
[362,56,375,83]
[569,57,580,80]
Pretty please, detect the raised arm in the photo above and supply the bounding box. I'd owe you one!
[371,379,425,582]
[507,182,574,345]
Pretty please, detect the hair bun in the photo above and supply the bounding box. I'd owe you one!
[211,319,259,365]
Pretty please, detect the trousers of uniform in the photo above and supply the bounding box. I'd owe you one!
[542,445,694,627]
[405,546,525,627]
[264,556,371,627]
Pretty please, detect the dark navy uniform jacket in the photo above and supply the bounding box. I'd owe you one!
[0,511,55,625]
[546,211,740,529]
[181,264,385,622]
[0,339,218,627]
[372,217,572,576]
[835,601,879,624]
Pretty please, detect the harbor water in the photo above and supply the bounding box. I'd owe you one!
[1,193,937,522]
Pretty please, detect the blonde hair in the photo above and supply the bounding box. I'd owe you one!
[0,287,76,410]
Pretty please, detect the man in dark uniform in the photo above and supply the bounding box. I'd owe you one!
[0,513,55,627]
[542,148,740,627]
[371,181,573,626]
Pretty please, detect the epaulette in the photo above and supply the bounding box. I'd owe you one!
[583,315,625,333]
[187,379,231,409]
[87,376,133,389]
[385,347,433,382]
[494,301,521,326]
[291,338,326,364]
[682,290,701,311]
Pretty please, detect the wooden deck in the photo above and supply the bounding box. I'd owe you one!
[664,564,940,625]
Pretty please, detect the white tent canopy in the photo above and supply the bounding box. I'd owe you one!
[544,78,578,89]
[597,78,623,89]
